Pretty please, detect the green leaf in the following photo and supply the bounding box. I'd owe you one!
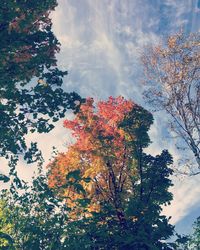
[66,170,81,181]
[83,177,91,183]
[0,232,14,244]
[0,174,10,183]
[74,183,86,195]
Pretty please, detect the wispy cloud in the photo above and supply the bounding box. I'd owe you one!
[1,0,198,232]
[162,175,200,224]
[50,1,200,230]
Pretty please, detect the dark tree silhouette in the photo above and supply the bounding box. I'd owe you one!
[0,0,84,174]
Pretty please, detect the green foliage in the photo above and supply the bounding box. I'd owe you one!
[0,200,14,249]
[173,217,200,249]
[0,167,94,250]
[189,216,200,249]
[0,2,178,247]
[119,104,153,149]
[0,0,84,168]
[63,153,174,249]
[0,171,70,250]
[0,174,10,183]
[60,105,174,249]
[0,101,175,249]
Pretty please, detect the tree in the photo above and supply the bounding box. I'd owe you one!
[0,0,83,169]
[0,200,15,249]
[48,97,174,249]
[173,217,200,249]
[142,32,200,175]
[189,216,200,249]
[0,170,70,250]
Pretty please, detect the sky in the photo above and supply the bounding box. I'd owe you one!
[1,0,199,236]
[49,0,200,235]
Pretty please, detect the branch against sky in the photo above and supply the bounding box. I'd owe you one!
[142,31,200,175]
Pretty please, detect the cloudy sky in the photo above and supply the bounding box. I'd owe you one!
[1,0,199,236]
[48,0,200,235]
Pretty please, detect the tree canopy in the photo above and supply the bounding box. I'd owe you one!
[190,216,200,249]
[142,32,200,175]
[0,0,83,169]
[0,2,197,249]
[0,170,70,249]
[47,97,174,249]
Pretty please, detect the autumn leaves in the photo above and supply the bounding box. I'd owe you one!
[48,97,135,214]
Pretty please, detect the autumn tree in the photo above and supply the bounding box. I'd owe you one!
[142,31,200,175]
[48,97,174,249]
[0,0,83,175]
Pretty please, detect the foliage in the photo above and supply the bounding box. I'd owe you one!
[48,97,174,249]
[173,217,200,249]
[189,216,200,249]
[142,31,200,175]
[0,200,14,249]
[0,170,71,250]
[0,174,10,183]
[173,234,191,250]
[0,0,84,169]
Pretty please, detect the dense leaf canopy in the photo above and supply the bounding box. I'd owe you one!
[48,97,174,249]
[0,0,83,165]
[0,171,70,249]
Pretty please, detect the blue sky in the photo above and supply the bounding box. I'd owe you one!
[49,0,200,235]
[1,0,199,236]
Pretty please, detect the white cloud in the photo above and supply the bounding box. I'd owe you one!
[162,175,200,224]
[146,111,200,225]
[51,2,200,229]
[1,0,198,233]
